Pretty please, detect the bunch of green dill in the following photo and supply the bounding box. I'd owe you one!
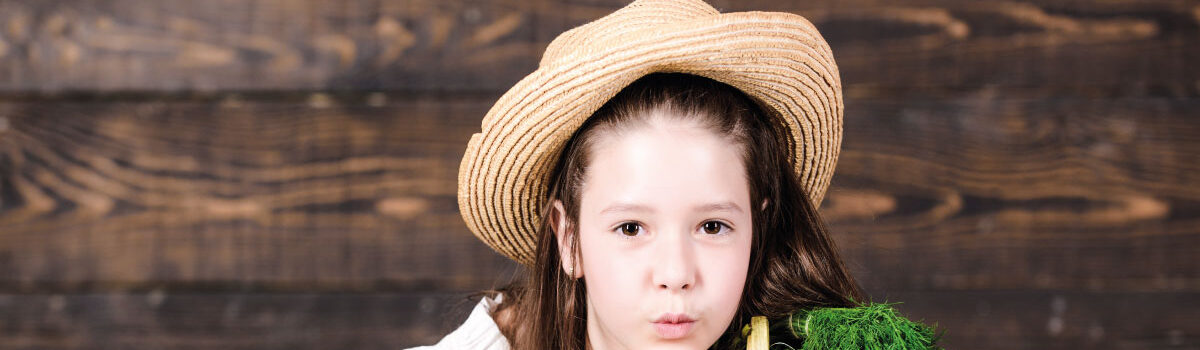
[722,302,942,350]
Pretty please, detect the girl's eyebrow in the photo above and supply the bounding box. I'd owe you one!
[695,201,743,214]
[598,201,743,215]
[599,203,654,215]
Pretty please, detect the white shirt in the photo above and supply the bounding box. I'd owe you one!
[407,295,511,350]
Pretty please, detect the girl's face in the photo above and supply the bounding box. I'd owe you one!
[558,116,754,349]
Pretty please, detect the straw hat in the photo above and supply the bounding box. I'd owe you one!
[458,0,843,265]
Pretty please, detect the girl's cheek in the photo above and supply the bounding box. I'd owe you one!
[703,235,752,313]
[705,245,750,283]
[580,231,638,277]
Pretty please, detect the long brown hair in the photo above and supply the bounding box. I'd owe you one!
[490,73,865,349]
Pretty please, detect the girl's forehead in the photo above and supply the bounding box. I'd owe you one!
[580,119,751,210]
[589,114,732,153]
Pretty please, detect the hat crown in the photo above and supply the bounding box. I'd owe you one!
[540,0,720,68]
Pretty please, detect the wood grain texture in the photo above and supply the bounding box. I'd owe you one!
[0,291,485,349]
[0,94,520,291]
[0,0,1196,348]
[0,290,1195,349]
[875,290,1200,350]
[0,0,1195,94]
[828,94,1200,293]
[1,94,1195,295]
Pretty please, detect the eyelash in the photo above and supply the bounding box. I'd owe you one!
[611,221,732,237]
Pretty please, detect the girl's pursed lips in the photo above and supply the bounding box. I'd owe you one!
[652,313,697,339]
[652,312,696,324]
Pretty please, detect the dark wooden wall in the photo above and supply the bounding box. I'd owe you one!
[0,0,1196,349]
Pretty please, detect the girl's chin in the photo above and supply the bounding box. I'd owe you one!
[642,338,712,350]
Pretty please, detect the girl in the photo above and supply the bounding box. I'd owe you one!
[420,0,938,349]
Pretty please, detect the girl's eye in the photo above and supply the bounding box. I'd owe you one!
[701,221,728,235]
[617,222,642,237]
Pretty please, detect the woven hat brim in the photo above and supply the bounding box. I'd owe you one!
[458,11,844,266]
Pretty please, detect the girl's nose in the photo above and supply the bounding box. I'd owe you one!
[652,230,696,291]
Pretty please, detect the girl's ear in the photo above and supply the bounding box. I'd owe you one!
[552,200,582,279]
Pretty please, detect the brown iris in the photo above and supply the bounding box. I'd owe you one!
[619,223,640,236]
[702,221,723,235]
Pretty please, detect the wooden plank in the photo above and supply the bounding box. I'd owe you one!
[0,290,1194,349]
[868,290,1200,350]
[0,0,1195,93]
[827,95,1200,292]
[0,291,483,349]
[0,93,520,291]
[764,1,1200,96]
[0,94,1196,292]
